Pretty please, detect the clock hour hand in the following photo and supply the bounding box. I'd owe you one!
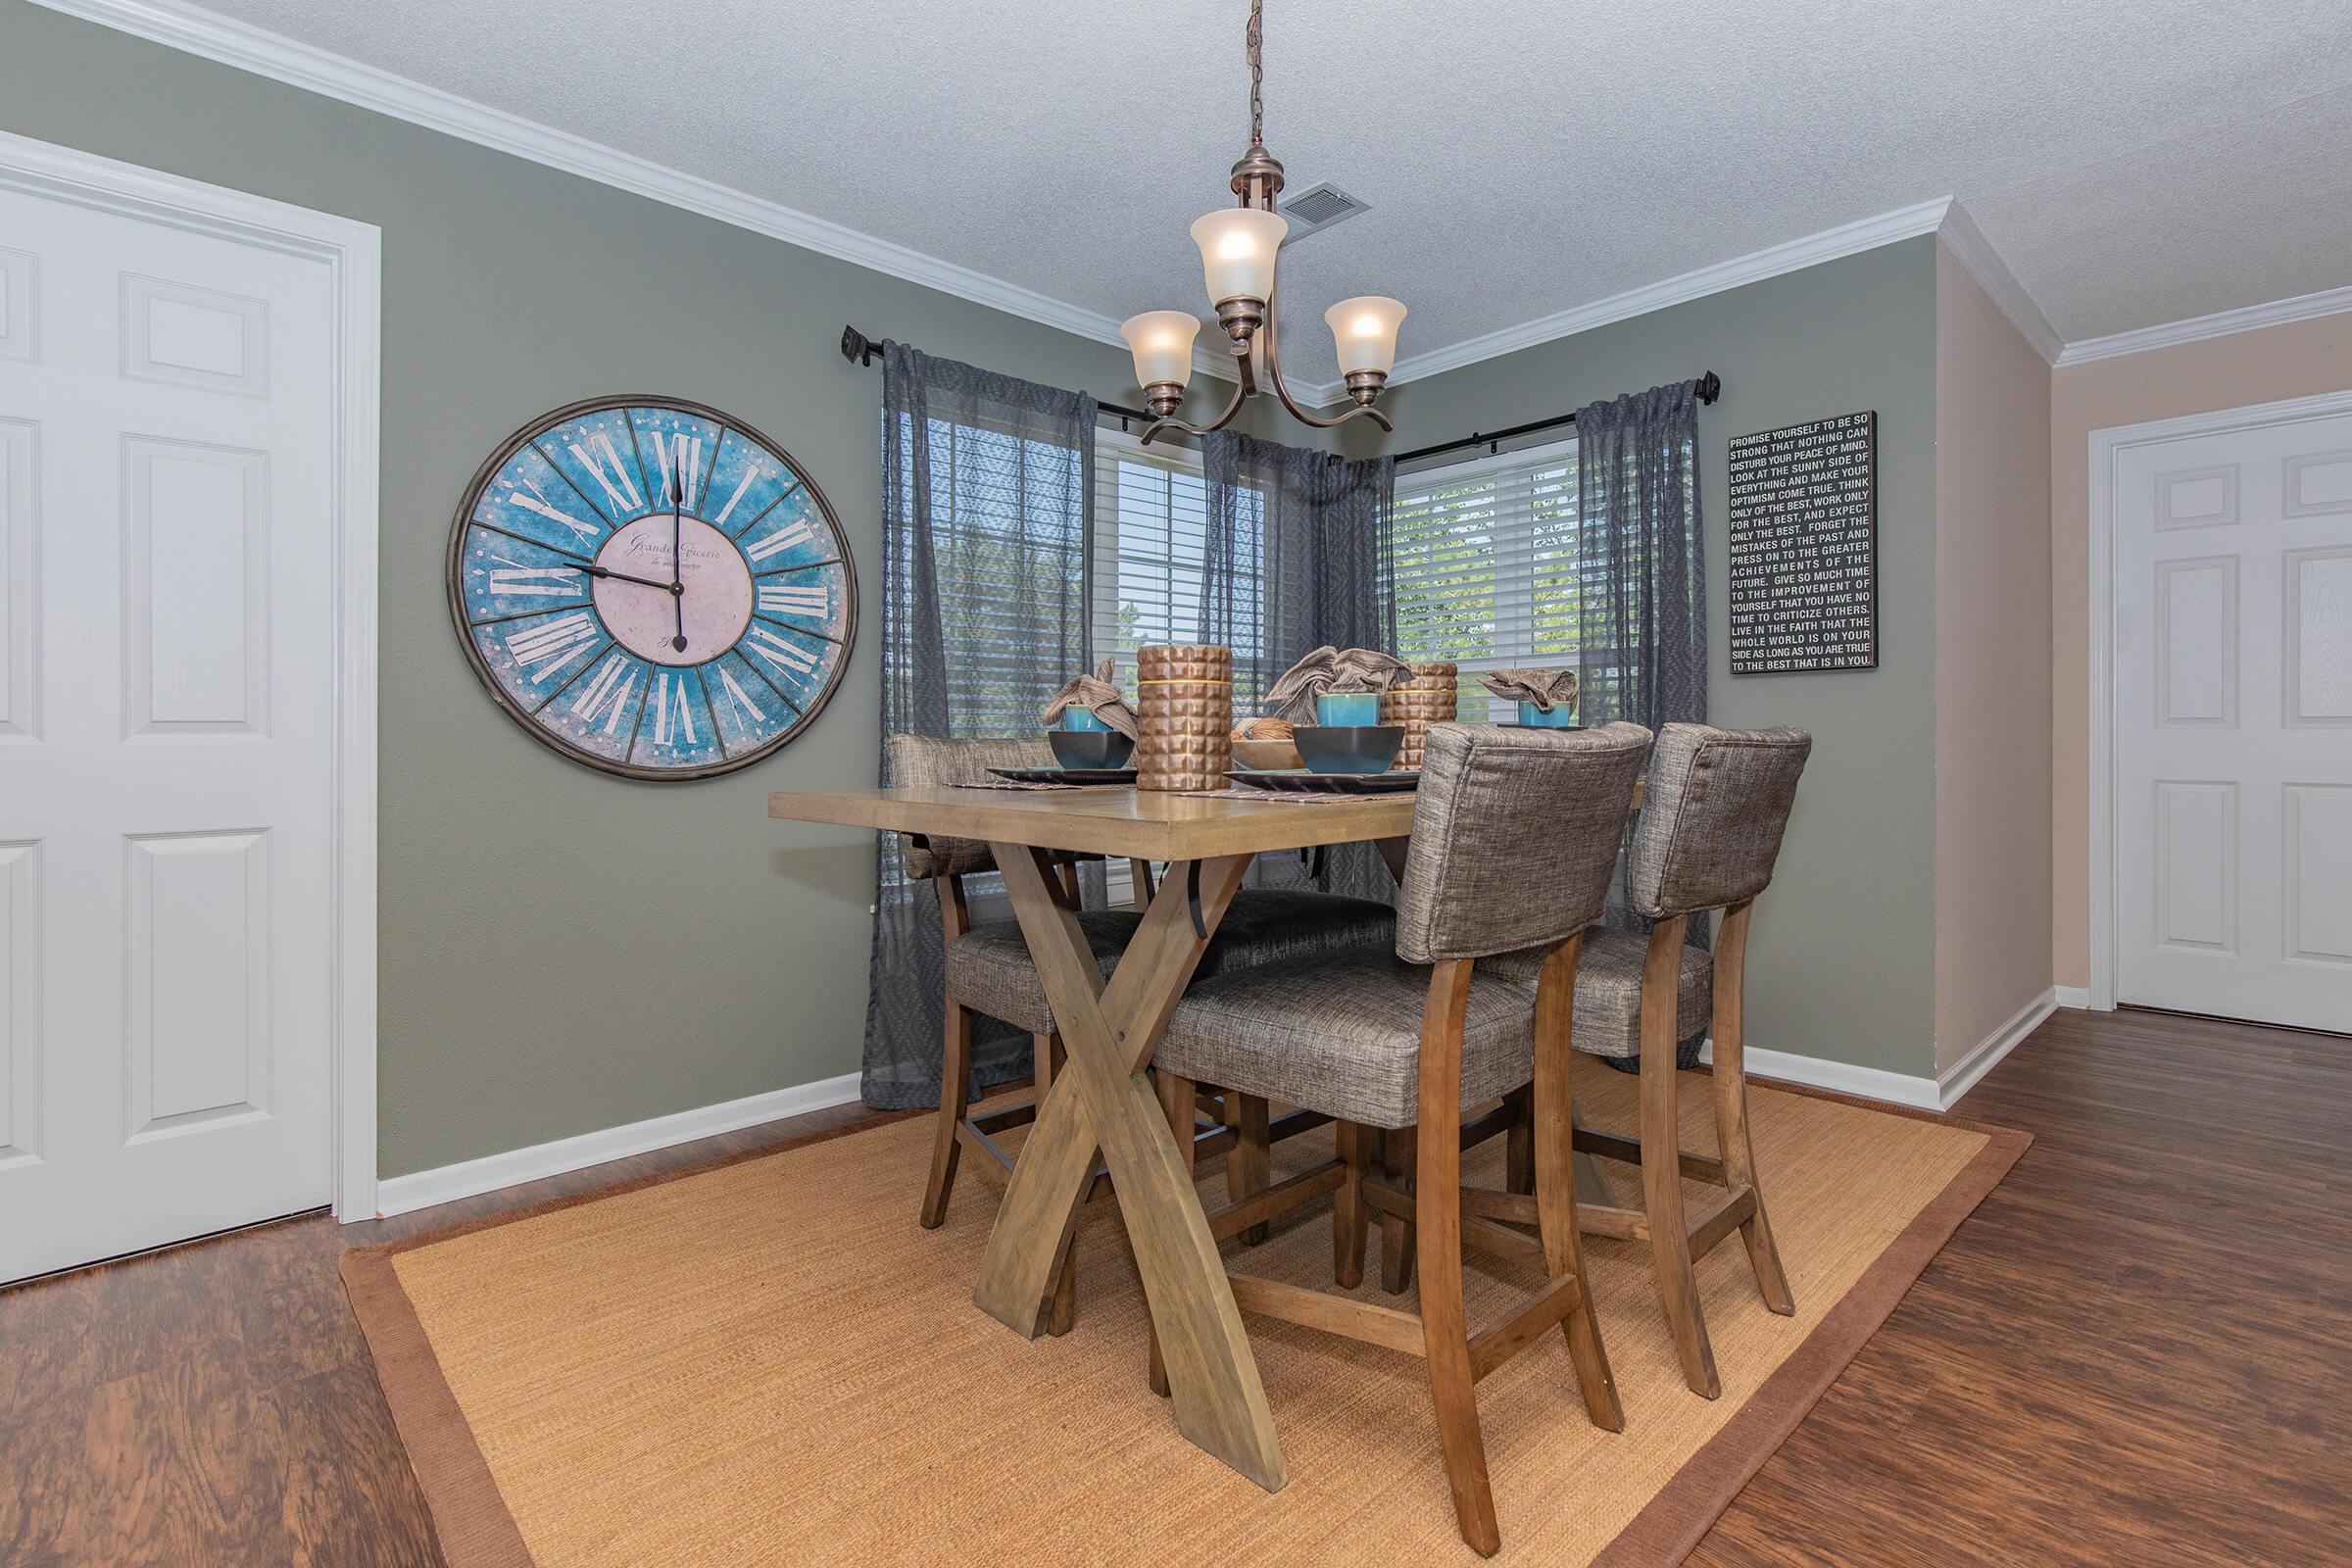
[579,563,677,593]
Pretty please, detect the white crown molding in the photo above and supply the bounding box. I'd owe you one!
[1937,200,2063,364]
[1377,198,1958,393]
[2053,282,2352,368]
[25,0,1240,385]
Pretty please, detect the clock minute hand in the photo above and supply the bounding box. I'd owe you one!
[670,451,688,652]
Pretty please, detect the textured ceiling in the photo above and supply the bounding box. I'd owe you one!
[142,0,2352,359]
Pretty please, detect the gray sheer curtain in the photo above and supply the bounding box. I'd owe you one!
[862,343,1097,1110]
[1575,379,1709,1065]
[1201,431,1397,900]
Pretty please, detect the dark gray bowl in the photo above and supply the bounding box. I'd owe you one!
[1292,724,1402,775]
[1048,728,1135,769]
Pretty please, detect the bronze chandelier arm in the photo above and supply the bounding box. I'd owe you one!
[1140,364,1250,446]
[1258,284,1396,433]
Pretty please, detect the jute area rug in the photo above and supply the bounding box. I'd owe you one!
[343,1062,2026,1566]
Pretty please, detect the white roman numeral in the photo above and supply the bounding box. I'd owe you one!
[757,581,827,618]
[650,431,705,510]
[487,558,583,598]
[651,670,698,746]
[716,666,766,724]
[503,477,600,543]
[743,624,817,677]
[566,430,644,514]
[743,516,814,562]
[504,612,600,682]
[711,462,763,526]
[569,652,636,734]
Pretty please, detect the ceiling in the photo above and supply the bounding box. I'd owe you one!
[66,0,2352,371]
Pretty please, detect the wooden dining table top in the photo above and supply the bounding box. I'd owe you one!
[766,783,1417,860]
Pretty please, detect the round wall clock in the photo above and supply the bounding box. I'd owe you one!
[448,396,857,780]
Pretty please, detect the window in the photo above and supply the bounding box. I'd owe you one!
[1088,429,1265,704]
[1391,436,1582,720]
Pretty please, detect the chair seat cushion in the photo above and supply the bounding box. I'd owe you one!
[944,889,1395,1037]
[1155,947,1543,1131]
[1486,929,1713,1059]
[945,910,1143,1036]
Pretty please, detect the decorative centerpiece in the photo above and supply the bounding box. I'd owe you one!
[1380,661,1457,768]
[1481,667,1581,728]
[1268,646,1409,773]
[1041,658,1138,768]
[1135,644,1233,790]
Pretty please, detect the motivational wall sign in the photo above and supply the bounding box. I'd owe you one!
[1727,411,1878,673]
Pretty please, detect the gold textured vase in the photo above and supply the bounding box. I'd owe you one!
[1135,644,1233,791]
[1380,661,1458,769]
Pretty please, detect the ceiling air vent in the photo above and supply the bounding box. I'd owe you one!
[1279,181,1369,241]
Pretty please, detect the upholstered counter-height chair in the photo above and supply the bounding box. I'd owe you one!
[1150,721,1651,1556]
[1551,722,1812,1400]
[890,735,1397,1330]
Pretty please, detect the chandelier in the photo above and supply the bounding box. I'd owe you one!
[1122,0,1403,446]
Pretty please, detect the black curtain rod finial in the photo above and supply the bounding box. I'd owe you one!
[841,324,883,367]
[1695,370,1722,405]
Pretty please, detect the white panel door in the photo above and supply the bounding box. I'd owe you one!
[2115,408,2352,1032]
[0,178,338,1282]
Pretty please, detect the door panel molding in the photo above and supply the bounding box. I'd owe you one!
[0,129,380,1222]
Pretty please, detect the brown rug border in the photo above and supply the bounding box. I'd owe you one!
[341,1086,2027,1568]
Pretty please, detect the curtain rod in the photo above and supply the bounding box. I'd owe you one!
[1391,371,1722,466]
[840,325,1156,425]
[843,327,1721,463]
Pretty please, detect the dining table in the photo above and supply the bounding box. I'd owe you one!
[765,777,1636,1494]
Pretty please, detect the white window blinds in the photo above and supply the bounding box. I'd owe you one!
[1391,436,1582,720]
[1090,430,1265,695]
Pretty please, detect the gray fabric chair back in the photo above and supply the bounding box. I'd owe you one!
[884,735,1052,880]
[1395,721,1652,964]
[1627,723,1812,918]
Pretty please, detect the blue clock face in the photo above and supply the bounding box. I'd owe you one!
[448,397,856,779]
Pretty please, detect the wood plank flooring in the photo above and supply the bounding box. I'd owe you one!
[2,1009,2343,1566]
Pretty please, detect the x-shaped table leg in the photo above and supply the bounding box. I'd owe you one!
[970,847,1285,1492]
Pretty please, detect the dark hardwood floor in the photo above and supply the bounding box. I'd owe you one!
[3,1009,2344,1566]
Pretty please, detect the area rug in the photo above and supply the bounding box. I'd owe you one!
[343,1064,2027,1566]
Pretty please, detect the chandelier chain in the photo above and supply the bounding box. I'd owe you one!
[1248,0,1263,147]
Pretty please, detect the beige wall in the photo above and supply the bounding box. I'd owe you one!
[2049,311,2352,990]
[1934,247,2055,1068]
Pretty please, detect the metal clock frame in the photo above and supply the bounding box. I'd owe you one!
[445,393,859,783]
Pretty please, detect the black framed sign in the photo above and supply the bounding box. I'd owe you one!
[1727,411,1878,673]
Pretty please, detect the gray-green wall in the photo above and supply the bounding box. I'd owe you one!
[1345,240,1943,1078]
[0,1,1217,1175]
[5,0,1943,1184]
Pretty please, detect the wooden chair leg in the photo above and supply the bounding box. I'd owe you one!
[1147,1069,1198,1397]
[1036,1032,1077,1337]
[1640,916,1721,1398]
[1504,1084,1535,1197]
[1533,938,1623,1431]
[1418,959,1499,1556]
[1379,1124,1417,1295]
[1711,902,1792,1314]
[1055,858,1084,907]
[1226,1093,1272,1246]
[1127,858,1156,906]
[919,1001,972,1229]
[1333,1119,1370,1289]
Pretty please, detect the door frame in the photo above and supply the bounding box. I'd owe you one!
[0,131,382,1220]
[2085,387,2352,1011]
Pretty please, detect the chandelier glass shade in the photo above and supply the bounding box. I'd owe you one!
[1122,0,1402,444]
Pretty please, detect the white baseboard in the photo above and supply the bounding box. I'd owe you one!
[1696,1040,1942,1111]
[368,1071,864,1220]
[2053,985,2091,1009]
[1935,988,2057,1110]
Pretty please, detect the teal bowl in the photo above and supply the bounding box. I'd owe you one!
[1048,728,1134,768]
[1293,725,1402,774]
[1314,691,1383,727]
[1516,702,1579,728]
